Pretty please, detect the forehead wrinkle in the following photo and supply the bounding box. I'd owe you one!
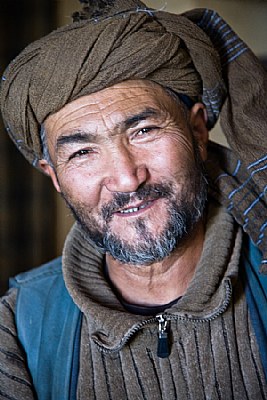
[46,102,102,138]
[99,87,166,128]
[49,82,181,143]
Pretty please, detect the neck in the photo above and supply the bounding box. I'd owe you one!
[106,220,205,307]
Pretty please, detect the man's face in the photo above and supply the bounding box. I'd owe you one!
[42,80,208,265]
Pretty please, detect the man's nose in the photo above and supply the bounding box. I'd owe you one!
[102,145,149,193]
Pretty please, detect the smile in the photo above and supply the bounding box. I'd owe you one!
[115,199,157,217]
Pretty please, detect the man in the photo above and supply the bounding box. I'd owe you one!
[0,0,266,398]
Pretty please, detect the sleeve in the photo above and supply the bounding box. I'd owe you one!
[0,289,36,400]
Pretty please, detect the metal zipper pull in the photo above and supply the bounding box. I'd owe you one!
[156,314,170,358]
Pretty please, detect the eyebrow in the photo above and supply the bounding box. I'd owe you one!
[56,131,97,152]
[56,107,159,151]
[122,108,159,130]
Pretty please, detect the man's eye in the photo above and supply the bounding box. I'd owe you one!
[69,149,93,160]
[136,127,156,137]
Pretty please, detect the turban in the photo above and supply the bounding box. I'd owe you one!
[0,0,252,167]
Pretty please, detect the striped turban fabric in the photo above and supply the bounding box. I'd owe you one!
[0,0,267,270]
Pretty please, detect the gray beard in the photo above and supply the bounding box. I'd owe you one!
[102,194,206,265]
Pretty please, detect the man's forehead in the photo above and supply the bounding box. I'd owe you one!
[44,80,175,134]
[56,79,168,112]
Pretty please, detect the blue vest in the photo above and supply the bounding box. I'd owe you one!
[9,257,82,400]
[241,236,267,381]
[10,238,267,398]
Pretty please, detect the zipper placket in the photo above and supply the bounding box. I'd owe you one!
[94,279,232,355]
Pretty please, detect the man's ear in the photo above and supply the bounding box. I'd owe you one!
[189,103,209,161]
[38,160,61,193]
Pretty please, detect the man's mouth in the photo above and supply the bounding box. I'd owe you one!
[115,199,156,216]
[101,183,173,221]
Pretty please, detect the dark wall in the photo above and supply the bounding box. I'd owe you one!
[0,0,58,294]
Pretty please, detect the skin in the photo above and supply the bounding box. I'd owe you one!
[40,79,209,306]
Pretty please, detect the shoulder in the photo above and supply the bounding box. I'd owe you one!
[9,257,70,323]
[9,257,63,289]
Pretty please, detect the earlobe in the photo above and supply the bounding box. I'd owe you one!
[38,160,61,193]
[189,103,209,161]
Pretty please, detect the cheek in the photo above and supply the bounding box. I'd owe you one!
[56,167,102,209]
[147,134,194,177]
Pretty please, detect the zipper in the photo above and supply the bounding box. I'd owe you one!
[156,314,170,358]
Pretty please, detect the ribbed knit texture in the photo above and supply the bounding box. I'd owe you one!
[0,289,35,399]
[61,201,267,399]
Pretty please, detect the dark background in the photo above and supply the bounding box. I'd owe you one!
[0,1,58,294]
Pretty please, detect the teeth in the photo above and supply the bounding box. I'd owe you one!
[119,202,150,214]
[120,207,139,214]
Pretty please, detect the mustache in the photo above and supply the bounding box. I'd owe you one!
[101,183,173,221]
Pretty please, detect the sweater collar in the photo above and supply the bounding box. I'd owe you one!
[62,200,242,352]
